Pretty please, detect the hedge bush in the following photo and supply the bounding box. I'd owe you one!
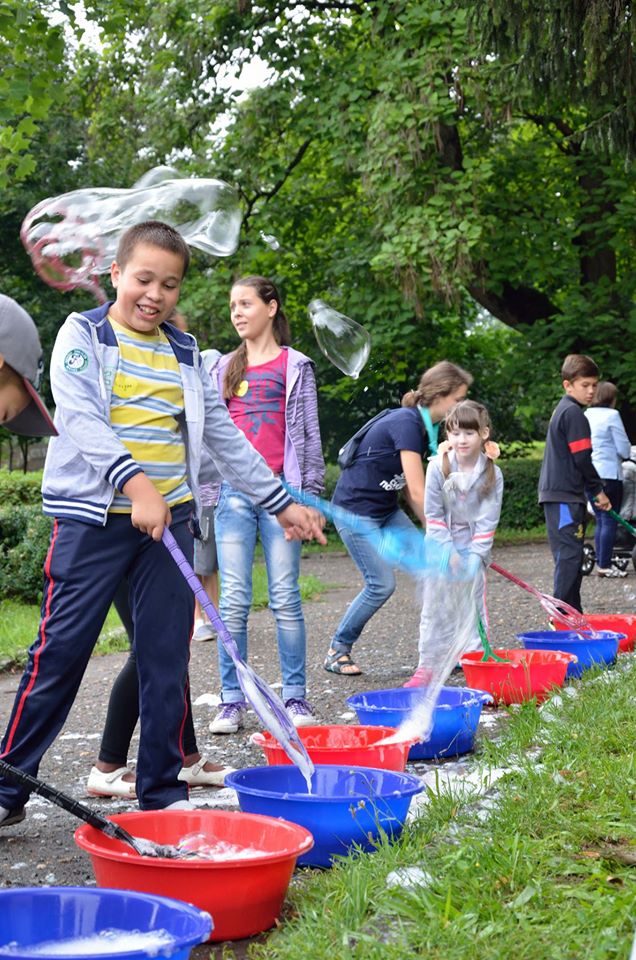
[0,505,51,604]
[0,469,43,506]
[0,456,544,605]
[498,458,544,529]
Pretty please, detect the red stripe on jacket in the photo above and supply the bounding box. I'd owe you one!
[2,520,59,755]
[568,437,592,454]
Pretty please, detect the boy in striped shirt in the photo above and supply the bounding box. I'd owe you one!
[0,221,324,825]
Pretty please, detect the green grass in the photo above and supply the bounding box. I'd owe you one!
[243,660,636,960]
[0,563,328,669]
[495,524,547,544]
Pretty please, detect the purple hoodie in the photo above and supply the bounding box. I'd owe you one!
[209,345,325,501]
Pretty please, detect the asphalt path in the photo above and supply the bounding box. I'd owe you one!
[1,542,633,955]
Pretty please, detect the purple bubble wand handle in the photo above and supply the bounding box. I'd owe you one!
[161,527,240,660]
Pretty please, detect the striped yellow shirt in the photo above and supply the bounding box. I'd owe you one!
[108,316,191,513]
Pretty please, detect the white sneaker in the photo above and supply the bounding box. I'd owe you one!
[209,701,247,734]
[162,799,196,811]
[284,698,316,728]
[192,619,216,642]
[596,566,628,578]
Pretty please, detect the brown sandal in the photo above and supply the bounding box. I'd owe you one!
[324,650,362,676]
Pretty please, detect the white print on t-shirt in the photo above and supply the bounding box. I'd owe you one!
[379,473,406,491]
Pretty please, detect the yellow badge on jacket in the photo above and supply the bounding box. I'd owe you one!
[235,380,248,397]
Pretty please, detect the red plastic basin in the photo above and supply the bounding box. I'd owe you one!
[460,648,576,704]
[74,809,313,942]
[251,724,410,772]
[551,613,636,653]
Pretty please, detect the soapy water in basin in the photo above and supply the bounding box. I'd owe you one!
[174,832,270,860]
[0,929,176,956]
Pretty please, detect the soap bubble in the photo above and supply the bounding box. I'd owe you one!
[259,231,281,251]
[21,167,243,302]
[308,299,371,379]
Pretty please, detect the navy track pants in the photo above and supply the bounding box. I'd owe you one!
[0,503,194,810]
[543,501,587,613]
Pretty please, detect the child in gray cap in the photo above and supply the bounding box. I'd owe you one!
[0,293,56,437]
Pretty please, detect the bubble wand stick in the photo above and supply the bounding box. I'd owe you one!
[489,561,591,632]
[161,529,314,783]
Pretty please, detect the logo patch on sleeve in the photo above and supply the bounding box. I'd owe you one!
[64,349,89,373]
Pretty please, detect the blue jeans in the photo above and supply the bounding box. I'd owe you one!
[331,508,417,653]
[590,478,623,568]
[214,484,306,703]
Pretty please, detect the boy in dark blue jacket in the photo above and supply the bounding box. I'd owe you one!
[538,354,611,611]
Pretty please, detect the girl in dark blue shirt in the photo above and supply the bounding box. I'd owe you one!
[326,360,473,675]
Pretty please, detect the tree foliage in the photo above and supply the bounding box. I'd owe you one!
[4,0,636,455]
[0,1,68,187]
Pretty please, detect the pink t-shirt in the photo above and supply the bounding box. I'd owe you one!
[227,350,287,474]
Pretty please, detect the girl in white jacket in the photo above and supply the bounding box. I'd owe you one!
[405,399,504,686]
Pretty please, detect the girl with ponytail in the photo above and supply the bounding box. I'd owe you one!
[325,360,473,676]
[208,276,325,731]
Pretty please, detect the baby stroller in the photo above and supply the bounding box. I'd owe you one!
[581,453,636,576]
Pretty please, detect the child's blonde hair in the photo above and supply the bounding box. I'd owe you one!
[442,399,496,496]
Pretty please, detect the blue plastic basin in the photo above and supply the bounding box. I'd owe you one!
[225,764,423,868]
[0,887,211,959]
[346,686,492,760]
[517,630,621,679]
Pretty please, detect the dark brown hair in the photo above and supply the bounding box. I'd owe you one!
[561,354,598,382]
[442,399,496,497]
[223,276,291,401]
[590,380,617,408]
[116,221,190,276]
[402,360,473,408]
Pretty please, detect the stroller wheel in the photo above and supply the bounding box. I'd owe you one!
[613,557,629,573]
[581,543,595,576]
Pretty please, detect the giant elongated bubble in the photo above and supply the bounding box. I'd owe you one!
[20,167,242,302]
[308,299,371,379]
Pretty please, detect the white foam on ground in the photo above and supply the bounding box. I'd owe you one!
[193,692,221,707]
[386,866,434,890]
[58,733,100,741]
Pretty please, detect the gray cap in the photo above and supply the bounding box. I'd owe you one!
[0,294,57,437]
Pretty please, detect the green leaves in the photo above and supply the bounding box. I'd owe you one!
[0,0,66,187]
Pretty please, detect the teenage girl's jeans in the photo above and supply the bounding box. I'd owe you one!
[214,484,306,703]
[331,507,418,653]
[590,478,623,568]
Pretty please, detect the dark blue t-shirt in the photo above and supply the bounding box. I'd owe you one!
[333,407,426,519]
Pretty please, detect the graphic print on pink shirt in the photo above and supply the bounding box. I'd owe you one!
[228,349,287,474]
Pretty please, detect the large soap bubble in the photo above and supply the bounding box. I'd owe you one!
[308,299,371,379]
[20,167,243,302]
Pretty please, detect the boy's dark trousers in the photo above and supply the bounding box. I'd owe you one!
[543,501,587,612]
[0,503,195,811]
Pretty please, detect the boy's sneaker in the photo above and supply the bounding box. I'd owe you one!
[284,698,315,727]
[596,566,627,578]
[0,805,26,827]
[192,619,216,642]
[162,799,196,811]
[403,666,433,688]
[209,701,247,734]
